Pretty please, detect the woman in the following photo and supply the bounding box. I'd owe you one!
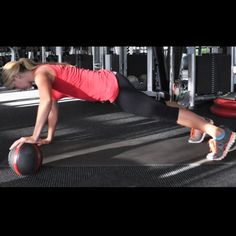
[2,58,236,161]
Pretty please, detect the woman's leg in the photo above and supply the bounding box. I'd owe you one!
[114,73,179,122]
[114,73,236,160]
[177,108,236,160]
[177,108,223,139]
[114,72,222,138]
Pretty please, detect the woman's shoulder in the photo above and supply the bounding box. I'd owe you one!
[34,64,57,76]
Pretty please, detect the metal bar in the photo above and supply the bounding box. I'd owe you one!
[187,47,196,109]
[41,46,46,63]
[230,47,234,92]
[169,47,174,101]
[147,47,153,92]
[56,47,63,63]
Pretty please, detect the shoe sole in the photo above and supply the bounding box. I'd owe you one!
[188,132,207,143]
[229,139,236,152]
[207,132,236,161]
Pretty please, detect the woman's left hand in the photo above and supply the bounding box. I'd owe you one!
[36,138,52,146]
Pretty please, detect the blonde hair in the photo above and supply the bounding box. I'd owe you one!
[2,58,38,88]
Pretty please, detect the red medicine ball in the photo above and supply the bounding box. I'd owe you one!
[8,143,43,176]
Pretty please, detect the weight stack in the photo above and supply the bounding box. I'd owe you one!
[196,54,231,95]
[127,54,147,78]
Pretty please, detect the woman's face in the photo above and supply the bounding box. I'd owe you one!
[11,72,33,90]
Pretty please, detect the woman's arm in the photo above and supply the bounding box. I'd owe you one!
[38,100,59,145]
[47,100,58,141]
[9,72,53,150]
[32,72,53,141]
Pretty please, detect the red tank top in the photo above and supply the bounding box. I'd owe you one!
[38,64,119,102]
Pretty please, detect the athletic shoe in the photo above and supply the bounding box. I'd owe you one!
[206,127,236,161]
[188,118,214,143]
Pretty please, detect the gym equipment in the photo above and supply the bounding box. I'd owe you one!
[8,143,43,176]
[213,97,236,109]
[210,96,236,118]
[127,75,140,89]
[196,54,231,95]
[210,104,236,118]
[127,54,147,79]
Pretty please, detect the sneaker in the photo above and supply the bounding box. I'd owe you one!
[206,127,236,161]
[188,118,214,144]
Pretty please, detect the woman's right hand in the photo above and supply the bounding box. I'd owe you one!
[9,136,38,150]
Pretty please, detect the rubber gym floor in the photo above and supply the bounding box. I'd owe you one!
[1,89,236,187]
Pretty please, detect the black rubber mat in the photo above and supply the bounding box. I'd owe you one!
[1,92,236,187]
[0,99,182,166]
[1,163,236,187]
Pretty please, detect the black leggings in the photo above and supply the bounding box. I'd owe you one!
[113,73,179,123]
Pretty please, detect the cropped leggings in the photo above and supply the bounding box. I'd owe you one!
[113,73,179,123]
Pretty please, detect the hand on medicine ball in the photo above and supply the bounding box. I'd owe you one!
[37,137,52,146]
[9,136,39,150]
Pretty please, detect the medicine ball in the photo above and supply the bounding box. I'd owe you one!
[8,143,43,176]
